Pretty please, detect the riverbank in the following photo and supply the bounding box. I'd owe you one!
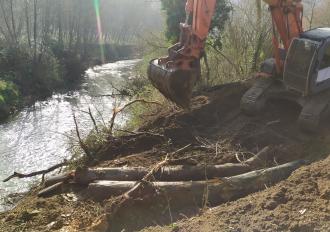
[0,44,137,122]
[1,82,329,231]
[0,59,140,212]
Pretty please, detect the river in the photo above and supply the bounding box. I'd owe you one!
[0,59,140,211]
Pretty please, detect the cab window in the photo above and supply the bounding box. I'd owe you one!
[316,44,330,83]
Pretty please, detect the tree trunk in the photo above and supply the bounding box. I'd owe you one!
[9,0,17,45]
[45,147,280,186]
[25,0,31,48]
[33,0,38,62]
[86,160,305,202]
[251,0,263,72]
[57,1,63,47]
[0,0,14,43]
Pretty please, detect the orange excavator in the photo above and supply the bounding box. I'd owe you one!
[148,0,216,109]
[148,0,330,130]
[241,0,330,131]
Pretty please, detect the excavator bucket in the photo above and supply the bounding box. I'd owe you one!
[148,59,199,109]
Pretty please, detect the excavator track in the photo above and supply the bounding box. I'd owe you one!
[240,78,275,115]
[298,90,330,132]
[241,78,330,132]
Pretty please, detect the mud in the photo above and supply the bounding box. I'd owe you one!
[1,82,330,231]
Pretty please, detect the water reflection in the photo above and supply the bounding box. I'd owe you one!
[0,59,140,211]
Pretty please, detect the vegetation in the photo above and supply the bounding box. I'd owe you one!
[0,0,162,121]
[132,0,266,96]
[0,79,19,120]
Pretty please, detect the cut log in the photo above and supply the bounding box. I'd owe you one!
[72,146,278,184]
[38,182,64,198]
[87,160,305,203]
[44,173,73,187]
[43,147,275,186]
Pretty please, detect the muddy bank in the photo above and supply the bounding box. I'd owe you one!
[1,81,329,232]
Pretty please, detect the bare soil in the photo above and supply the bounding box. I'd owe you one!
[143,156,330,232]
[1,82,329,232]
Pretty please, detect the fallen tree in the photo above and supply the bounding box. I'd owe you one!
[45,146,279,186]
[87,160,306,203]
[84,159,306,231]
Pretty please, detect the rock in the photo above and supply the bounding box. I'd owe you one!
[46,220,64,230]
[30,210,41,215]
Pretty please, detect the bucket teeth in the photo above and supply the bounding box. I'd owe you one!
[147,59,199,109]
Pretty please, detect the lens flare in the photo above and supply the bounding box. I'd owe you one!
[93,0,105,63]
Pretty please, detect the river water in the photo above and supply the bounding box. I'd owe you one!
[0,59,140,211]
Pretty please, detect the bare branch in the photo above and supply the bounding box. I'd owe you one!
[3,160,68,182]
[73,114,93,159]
[109,99,162,134]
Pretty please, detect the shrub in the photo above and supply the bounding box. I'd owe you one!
[31,49,62,97]
[0,46,62,98]
[0,79,19,120]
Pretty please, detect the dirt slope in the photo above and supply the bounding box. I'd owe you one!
[143,156,330,232]
[1,82,330,232]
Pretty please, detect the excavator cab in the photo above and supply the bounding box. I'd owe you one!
[284,28,330,95]
[147,0,216,109]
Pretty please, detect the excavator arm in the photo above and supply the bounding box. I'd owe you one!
[148,0,216,109]
[263,0,303,74]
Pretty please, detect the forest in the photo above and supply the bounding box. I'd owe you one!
[0,0,162,120]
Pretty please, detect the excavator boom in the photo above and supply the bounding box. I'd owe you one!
[263,0,303,73]
[148,0,216,109]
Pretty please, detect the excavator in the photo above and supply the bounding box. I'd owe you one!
[148,0,330,131]
[241,0,330,131]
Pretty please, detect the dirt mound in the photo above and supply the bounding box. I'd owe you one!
[144,155,330,232]
[103,81,329,168]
